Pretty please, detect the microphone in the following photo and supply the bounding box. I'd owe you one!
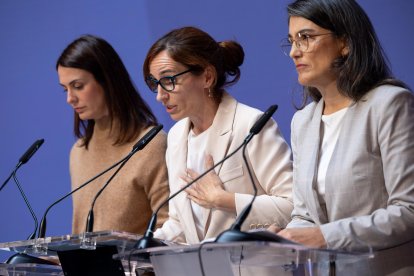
[84,124,163,233]
[1,139,44,192]
[37,125,163,238]
[0,139,44,238]
[215,105,293,243]
[18,139,45,167]
[0,138,56,266]
[134,105,278,251]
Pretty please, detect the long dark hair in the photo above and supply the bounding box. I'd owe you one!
[287,0,409,107]
[143,26,244,103]
[57,35,157,148]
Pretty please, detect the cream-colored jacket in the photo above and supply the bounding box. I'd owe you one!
[155,92,293,244]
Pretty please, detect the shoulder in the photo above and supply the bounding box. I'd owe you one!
[140,127,167,153]
[69,139,85,159]
[361,85,413,107]
[291,101,318,128]
[167,118,189,143]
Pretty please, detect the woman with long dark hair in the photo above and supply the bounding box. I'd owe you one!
[270,0,414,274]
[57,35,169,235]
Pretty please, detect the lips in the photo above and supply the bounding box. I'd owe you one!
[165,104,177,113]
[295,63,307,69]
[74,107,85,113]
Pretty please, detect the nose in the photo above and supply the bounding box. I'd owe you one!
[290,43,302,59]
[66,89,77,105]
[156,87,168,103]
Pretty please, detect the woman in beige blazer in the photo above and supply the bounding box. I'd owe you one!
[270,0,414,274]
[143,26,293,244]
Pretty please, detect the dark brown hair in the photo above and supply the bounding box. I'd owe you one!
[143,26,244,103]
[287,0,409,108]
[57,34,157,148]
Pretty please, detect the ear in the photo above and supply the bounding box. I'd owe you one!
[203,65,216,88]
[339,37,349,57]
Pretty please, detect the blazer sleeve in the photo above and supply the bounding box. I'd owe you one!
[234,115,294,228]
[320,90,414,250]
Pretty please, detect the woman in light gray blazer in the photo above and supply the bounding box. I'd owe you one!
[270,0,414,275]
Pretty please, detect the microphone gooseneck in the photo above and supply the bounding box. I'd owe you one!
[134,140,247,250]
[215,104,280,243]
[84,124,163,233]
[38,155,128,238]
[12,173,38,240]
[135,105,278,250]
[0,138,55,266]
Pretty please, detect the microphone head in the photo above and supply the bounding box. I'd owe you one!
[249,105,278,135]
[132,124,163,151]
[19,138,45,165]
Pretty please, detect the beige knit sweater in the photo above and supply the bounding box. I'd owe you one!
[70,126,169,235]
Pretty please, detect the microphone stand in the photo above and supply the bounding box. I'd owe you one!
[84,150,135,233]
[37,157,127,239]
[1,139,57,265]
[84,124,163,234]
[134,138,250,251]
[12,172,38,240]
[38,124,163,239]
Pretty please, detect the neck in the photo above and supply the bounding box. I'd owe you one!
[190,100,219,135]
[319,83,351,115]
[93,116,119,142]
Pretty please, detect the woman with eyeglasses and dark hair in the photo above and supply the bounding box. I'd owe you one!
[56,34,169,235]
[143,26,293,244]
[269,0,414,274]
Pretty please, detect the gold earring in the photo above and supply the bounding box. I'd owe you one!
[208,88,213,98]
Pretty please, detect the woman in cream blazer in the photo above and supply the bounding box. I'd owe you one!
[143,26,293,244]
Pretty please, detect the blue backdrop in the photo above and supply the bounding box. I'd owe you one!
[0,0,413,260]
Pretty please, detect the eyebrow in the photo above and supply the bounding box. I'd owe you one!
[59,79,84,87]
[149,68,178,79]
[288,28,318,38]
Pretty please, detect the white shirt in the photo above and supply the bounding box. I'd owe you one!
[187,128,210,240]
[316,107,348,203]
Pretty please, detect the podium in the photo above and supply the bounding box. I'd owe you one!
[1,233,374,275]
[115,241,374,276]
[0,231,142,276]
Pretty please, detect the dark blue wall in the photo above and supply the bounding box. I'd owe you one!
[0,0,413,260]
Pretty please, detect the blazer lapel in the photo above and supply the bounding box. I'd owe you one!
[201,92,236,236]
[306,100,329,224]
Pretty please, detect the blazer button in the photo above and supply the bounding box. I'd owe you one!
[249,224,256,229]
[264,223,270,228]
[257,224,264,229]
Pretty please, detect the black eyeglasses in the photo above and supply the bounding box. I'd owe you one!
[280,32,332,56]
[145,69,192,93]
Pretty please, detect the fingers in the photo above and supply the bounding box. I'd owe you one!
[204,154,214,170]
[186,168,199,180]
[267,223,282,233]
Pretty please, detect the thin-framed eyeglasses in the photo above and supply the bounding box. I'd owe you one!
[146,69,192,93]
[280,32,333,56]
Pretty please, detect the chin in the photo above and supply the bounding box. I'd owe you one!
[297,75,314,87]
[78,114,92,121]
[170,114,183,122]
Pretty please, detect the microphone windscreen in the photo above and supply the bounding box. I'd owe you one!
[249,105,278,135]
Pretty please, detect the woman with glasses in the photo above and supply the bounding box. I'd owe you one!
[57,35,169,235]
[143,26,293,244]
[270,0,414,274]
